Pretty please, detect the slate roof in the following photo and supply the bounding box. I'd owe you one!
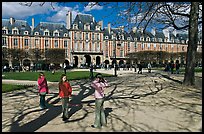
[33,22,68,37]
[2,18,31,35]
[71,13,98,31]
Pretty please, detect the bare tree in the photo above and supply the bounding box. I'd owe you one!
[84,2,202,86]
[18,2,202,86]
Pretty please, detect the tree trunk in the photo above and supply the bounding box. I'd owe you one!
[183,2,199,86]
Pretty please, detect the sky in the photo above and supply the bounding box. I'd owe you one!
[2,2,202,34]
[2,2,126,30]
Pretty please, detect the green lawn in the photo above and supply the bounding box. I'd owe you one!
[2,71,113,93]
[2,84,32,93]
[2,71,113,82]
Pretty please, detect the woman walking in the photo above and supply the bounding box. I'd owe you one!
[91,73,108,128]
[37,72,49,109]
[59,74,72,121]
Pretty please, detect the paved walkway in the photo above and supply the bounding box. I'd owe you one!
[2,69,202,132]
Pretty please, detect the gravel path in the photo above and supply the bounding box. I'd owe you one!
[2,69,202,132]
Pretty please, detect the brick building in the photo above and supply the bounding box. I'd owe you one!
[2,11,202,69]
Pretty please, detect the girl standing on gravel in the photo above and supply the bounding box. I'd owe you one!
[58,74,72,121]
[37,72,49,109]
[91,73,108,128]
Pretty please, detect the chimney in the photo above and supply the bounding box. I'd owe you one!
[98,20,103,29]
[162,28,170,41]
[10,17,15,25]
[32,18,35,31]
[139,27,144,34]
[66,11,72,29]
[108,22,111,34]
[172,30,177,37]
[151,28,156,36]
[132,27,137,33]
[120,26,124,32]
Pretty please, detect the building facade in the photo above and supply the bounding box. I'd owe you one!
[2,11,202,68]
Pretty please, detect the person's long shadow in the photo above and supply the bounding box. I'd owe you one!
[9,92,61,132]
[64,79,95,123]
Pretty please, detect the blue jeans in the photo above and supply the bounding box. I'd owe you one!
[93,98,107,128]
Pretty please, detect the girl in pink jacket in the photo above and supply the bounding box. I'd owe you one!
[91,73,108,128]
[37,72,49,109]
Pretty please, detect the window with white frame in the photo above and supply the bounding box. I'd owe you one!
[24,39,29,46]
[2,37,7,46]
[147,43,150,49]
[97,42,100,51]
[142,43,144,50]
[45,39,49,48]
[74,42,77,51]
[105,36,108,39]
[74,32,77,40]
[79,32,82,40]
[35,39,39,46]
[14,38,18,46]
[97,33,100,40]
[79,42,82,51]
[140,37,144,41]
[85,42,89,51]
[54,40,58,48]
[120,50,123,57]
[134,42,137,49]
[64,40,68,48]
[105,41,108,58]
[154,43,156,50]
[64,33,67,37]
[92,33,95,40]
[128,42,130,51]
[86,33,89,40]
[92,42,95,51]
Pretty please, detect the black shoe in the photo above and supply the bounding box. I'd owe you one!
[62,117,68,121]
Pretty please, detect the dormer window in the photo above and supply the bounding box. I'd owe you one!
[13,29,18,34]
[24,31,28,35]
[73,24,78,29]
[96,25,100,31]
[127,37,130,40]
[44,29,49,36]
[140,37,144,41]
[45,32,49,36]
[35,32,39,35]
[54,32,59,36]
[84,24,90,30]
[158,38,162,42]
[146,37,150,42]
[54,30,59,36]
[105,36,109,39]
[2,30,7,34]
[64,33,67,37]
[134,38,137,41]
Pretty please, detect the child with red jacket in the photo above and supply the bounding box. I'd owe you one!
[59,74,72,121]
